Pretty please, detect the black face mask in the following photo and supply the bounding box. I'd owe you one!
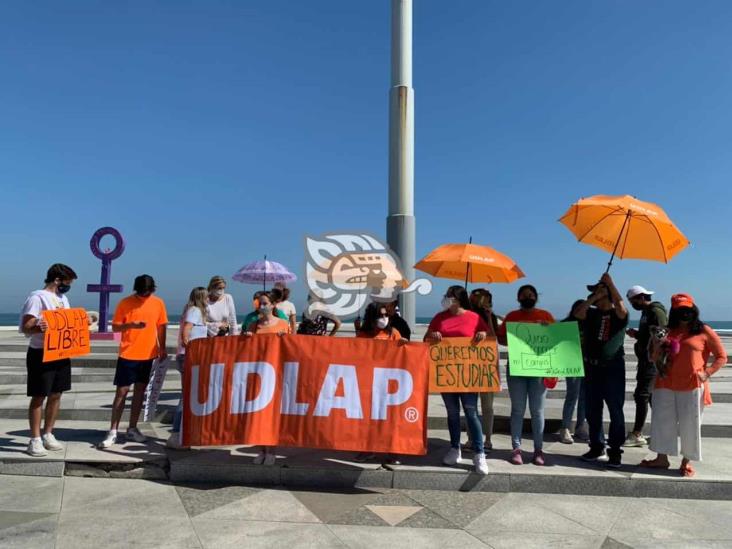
[519,298,536,309]
[631,302,645,311]
[678,311,694,322]
[57,284,71,294]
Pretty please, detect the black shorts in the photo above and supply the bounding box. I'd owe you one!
[26,347,71,397]
[113,357,154,387]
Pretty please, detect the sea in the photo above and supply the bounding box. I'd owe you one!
[3,313,732,334]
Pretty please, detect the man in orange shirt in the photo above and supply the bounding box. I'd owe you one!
[99,275,168,448]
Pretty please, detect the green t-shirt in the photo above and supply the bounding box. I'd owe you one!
[242,309,288,331]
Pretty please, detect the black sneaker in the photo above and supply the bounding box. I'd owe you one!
[606,450,623,469]
[581,447,607,462]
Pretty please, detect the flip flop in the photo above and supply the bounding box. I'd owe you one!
[640,458,670,469]
[680,463,696,477]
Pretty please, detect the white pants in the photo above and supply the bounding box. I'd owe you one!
[650,387,704,461]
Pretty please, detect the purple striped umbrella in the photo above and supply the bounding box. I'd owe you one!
[232,256,297,290]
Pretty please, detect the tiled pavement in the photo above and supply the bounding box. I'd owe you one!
[3,474,732,548]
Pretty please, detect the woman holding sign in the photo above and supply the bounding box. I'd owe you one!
[469,289,500,452]
[19,264,79,457]
[496,284,555,466]
[243,291,291,465]
[167,287,210,449]
[354,303,407,463]
[425,285,490,475]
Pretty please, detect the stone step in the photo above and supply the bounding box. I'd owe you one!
[2,384,732,437]
[1,419,730,500]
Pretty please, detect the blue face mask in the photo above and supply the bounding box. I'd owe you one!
[57,284,71,294]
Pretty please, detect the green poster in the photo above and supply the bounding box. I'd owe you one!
[506,321,584,377]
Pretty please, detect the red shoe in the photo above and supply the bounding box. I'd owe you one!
[510,448,523,465]
[532,450,546,466]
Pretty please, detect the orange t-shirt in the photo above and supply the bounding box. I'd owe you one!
[357,329,402,341]
[113,295,168,360]
[249,318,291,335]
[655,325,727,395]
[496,308,555,339]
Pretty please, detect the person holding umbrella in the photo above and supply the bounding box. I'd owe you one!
[243,291,290,466]
[572,273,629,468]
[469,288,500,452]
[425,285,489,475]
[241,290,289,331]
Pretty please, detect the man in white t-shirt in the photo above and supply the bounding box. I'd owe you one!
[19,263,78,457]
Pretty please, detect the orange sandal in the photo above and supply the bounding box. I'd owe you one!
[680,463,696,477]
[640,458,670,469]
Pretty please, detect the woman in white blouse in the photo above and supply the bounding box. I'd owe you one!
[206,276,239,336]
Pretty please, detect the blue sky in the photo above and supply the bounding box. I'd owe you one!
[1,1,731,321]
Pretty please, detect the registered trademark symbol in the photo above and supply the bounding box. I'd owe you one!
[404,407,419,423]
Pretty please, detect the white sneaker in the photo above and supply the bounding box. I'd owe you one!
[253,449,266,465]
[623,432,647,447]
[126,427,147,443]
[166,432,181,449]
[27,438,48,457]
[559,428,574,445]
[473,453,489,475]
[263,452,276,466]
[442,447,462,465]
[42,433,64,451]
[98,431,117,449]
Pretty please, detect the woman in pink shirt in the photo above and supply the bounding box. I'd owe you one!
[640,294,727,477]
[425,285,489,475]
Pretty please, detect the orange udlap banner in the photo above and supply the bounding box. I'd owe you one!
[182,335,430,455]
[428,337,500,393]
[42,308,90,362]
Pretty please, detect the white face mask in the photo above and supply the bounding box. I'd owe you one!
[212,289,225,298]
[441,297,454,310]
[376,317,389,330]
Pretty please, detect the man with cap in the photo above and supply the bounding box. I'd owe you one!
[572,272,629,468]
[624,285,667,447]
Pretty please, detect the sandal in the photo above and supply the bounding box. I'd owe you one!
[639,458,670,469]
[680,463,696,478]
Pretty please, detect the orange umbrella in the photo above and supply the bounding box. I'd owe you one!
[559,194,689,271]
[414,239,525,287]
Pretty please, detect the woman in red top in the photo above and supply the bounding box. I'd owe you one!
[425,285,489,475]
[496,285,555,466]
[243,292,290,466]
[641,294,727,477]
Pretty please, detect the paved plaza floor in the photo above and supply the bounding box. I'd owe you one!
[3,473,732,548]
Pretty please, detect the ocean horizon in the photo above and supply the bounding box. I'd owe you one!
[4,313,732,332]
